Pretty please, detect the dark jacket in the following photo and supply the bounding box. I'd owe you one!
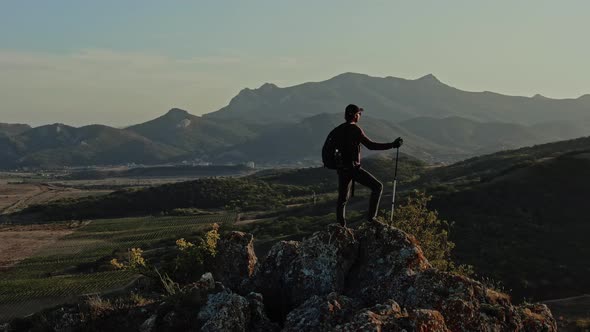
[339,122,394,168]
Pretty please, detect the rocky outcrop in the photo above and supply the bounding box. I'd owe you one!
[245,221,555,331]
[3,221,556,332]
[253,224,359,320]
[213,231,258,291]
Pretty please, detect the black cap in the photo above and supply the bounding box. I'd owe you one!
[345,104,363,117]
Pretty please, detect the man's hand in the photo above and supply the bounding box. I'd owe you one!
[392,137,403,148]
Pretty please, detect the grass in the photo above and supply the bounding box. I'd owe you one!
[0,213,234,320]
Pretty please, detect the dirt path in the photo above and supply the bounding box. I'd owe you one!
[234,217,271,226]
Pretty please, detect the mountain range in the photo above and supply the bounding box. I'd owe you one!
[1,73,588,168]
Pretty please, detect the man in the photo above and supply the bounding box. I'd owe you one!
[336,104,403,227]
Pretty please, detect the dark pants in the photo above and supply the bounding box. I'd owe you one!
[336,166,383,226]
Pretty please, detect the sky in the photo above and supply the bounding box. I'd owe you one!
[1,1,589,127]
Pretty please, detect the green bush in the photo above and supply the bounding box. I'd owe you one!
[386,191,472,275]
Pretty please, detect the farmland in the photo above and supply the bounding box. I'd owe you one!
[0,213,234,320]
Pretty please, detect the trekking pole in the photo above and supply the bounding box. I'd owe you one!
[390,147,400,222]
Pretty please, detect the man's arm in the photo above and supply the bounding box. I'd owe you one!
[359,128,395,150]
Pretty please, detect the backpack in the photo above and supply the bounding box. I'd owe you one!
[322,124,345,169]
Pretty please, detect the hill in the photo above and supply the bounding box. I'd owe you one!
[417,135,590,187]
[210,112,445,164]
[204,72,590,127]
[425,141,590,301]
[6,177,309,221]
[127,108,258,154]
[1,124,185,168]
[0,123,31,137]
[249,153,427,193]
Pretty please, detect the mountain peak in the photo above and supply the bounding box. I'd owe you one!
[533,94,549,100]
[416,73,441,83]
[331,72,370,81]
[578,94,590,101]
[259,83,278,90]
[166,108,190,116]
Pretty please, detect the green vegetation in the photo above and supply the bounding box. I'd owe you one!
[0,214,232,320]
[430,150,590,300]
[17,178,309,221]
[386,191,472,275]
[418,136,590,189]
[166,223,220,283]
[250,154,426,193]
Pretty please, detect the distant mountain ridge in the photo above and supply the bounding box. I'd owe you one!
[204,72,590,126]
[0,123,31,137]
[1,73,589,168]
[126,108,258,154]
[0,123,185,168]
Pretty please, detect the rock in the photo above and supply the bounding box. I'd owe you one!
[247,292,280,332]
[198,290,251,332]
[199,272,215,289]
[253,225,358,322]
[197,290,277,332]
[283,293,358,331]
[252,240,301,321]
[518,303,557,332]
[180,273,218,307]
[333,300,404,331]
[406,309,450,332]
[214,231,258,291]
[139,314,157,332]
[290,224,359,304]
[348,221,431,305]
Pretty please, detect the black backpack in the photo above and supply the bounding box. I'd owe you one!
[322,124,345,169]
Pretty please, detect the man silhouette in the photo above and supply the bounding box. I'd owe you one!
[336,104,403,227]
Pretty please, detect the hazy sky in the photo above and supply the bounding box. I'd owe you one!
[1,1,589,127]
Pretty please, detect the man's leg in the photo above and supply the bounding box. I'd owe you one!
[336,169,354,226]
[353,167,383,221]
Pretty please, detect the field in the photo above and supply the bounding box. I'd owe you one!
[0,213,234,320]
[0,182,111,215]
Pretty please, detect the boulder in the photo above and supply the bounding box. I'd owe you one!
[253,224,358,321]
[214,231,258,291]
[283,293,358,331]
[198,290,251,332]
[347,221,431,305]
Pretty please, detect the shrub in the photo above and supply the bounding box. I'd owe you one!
[386,190,473,275]
[169,223,220,283]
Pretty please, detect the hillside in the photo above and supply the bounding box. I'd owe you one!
[212,112,587,165]
[1,124,186,168]
[398,116,587,155]
[428,146,590,301]
[205,72,590,127]
[0,123,31,137]
[417,135,590,188]
[127,108,258,154]
[7,178,309,222]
